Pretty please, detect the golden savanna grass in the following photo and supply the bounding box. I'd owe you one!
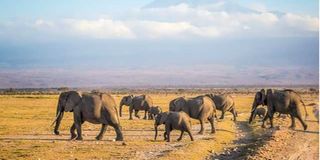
[0,93,317,160]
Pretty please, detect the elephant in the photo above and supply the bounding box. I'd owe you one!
[148,106,162,120]
[206,94,237,121]
[169,95,216,134]
[52,91,123,141]
[119,95,153,120]
[249,107,267,122]
[249,89,308,130]
[154,111,194,142]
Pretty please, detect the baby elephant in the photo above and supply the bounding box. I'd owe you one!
[154,111,194,142]
[249,107,267,123]
[148,106,162,120]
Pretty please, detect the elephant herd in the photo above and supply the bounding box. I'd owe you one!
[51,89,309,142]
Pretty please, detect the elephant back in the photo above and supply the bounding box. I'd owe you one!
[213,94,234,111]
[186,96,214,119]
[169,97,186,112]
[132,95,153,110]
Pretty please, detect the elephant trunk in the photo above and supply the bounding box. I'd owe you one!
[119,103,123,117]
[248,111,255,124]
[154,125,158,141]
[53,103,64,135]
[249,102,257,124]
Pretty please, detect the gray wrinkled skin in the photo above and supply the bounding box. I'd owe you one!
[249,89,308,130]
[206,94,237,121]
[52,91,123,141]
[119,95,153,120]
[154,111,194,142]
[169,95,216,134]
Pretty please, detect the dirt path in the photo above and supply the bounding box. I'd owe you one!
[207,113,319,160]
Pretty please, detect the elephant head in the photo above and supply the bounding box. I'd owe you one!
[169,97,186,112]
[249,89,267,124]
[119,95,133,117]
[154,112,169,140]
[52,91,82,135]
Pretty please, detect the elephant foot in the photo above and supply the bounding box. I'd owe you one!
[76,136,83,140]
[289,125,296,130]
[70,134,77,140]
[303,125,308,131]
[211,130,216,134]
[95,136,103,140]
[177,138,182,141]
[198,131,204,135]
[269,126,274,129]
[54,130,60,135]
[166,140,170,142]
[116,136,124,141]
[261,125,266,128]
[129,118,133,120]
[219,117,224,120]
[143,117,147,120]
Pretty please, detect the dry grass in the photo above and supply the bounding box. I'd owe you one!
[0,93,317,160]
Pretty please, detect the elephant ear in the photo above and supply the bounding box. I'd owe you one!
[65,91,82,112]
[260,89,266,106]
[174,97,186,111]
[265,89,275,111]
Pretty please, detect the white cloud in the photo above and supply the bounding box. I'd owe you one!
[65,18,135,39]
[283,13,319,31]
[3,3,318,40]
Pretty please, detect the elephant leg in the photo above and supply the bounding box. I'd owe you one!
[208,116,216,134]
[96,124,108,140]
[73,113,83,140]
[75,123,82,140]
[165,125,171,142]
[219,111,225,119]
[289,114,296,129]
[163,131,167,141]
[148,113,152,120]
[134,110,140,119]
[230,109,237,121]
[198,119,204,134]
[110,123,123,141]
[70,123,77,139]
[177,131,184,141]
[143,110,147,119]
[296,114,308,131]
[187,130,194,141]
[269,113,274,128]
[129,106,133,120]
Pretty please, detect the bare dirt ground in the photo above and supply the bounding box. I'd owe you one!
[0,93,318,160]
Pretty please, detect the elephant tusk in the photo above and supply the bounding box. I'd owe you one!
[51,111,61,126]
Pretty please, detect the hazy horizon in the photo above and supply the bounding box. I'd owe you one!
[0,0,318,88]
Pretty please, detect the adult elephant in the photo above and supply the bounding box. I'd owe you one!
[119,95,153,120]
[249,89,308,130]
[206,94,237,121]
[169,96,216,134]
[52,91,123,141]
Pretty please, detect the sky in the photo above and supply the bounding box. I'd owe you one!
[0,0,318,88]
